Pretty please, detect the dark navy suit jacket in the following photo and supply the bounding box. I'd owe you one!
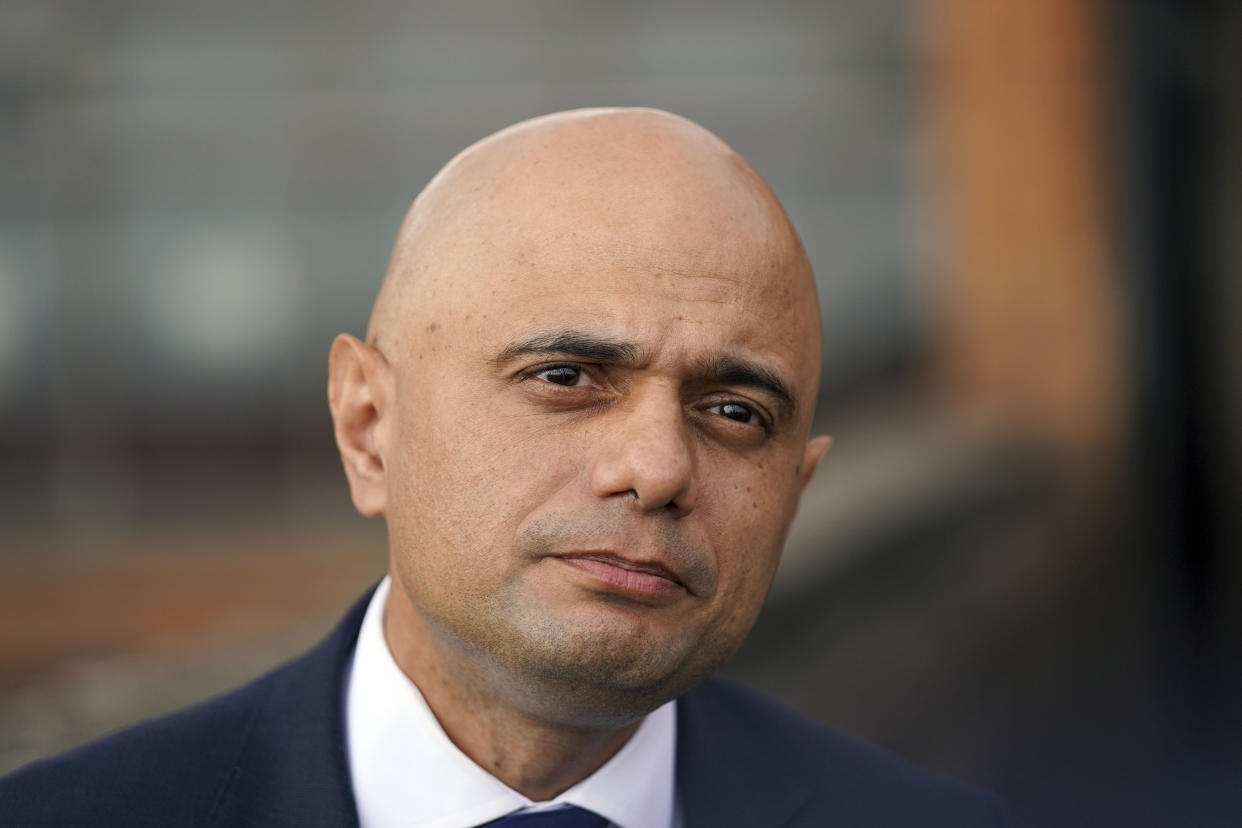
[0,590,1011,827]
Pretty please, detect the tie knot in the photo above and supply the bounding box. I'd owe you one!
[480,804,609,827]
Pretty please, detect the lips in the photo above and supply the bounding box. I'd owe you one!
[554,552,687,603]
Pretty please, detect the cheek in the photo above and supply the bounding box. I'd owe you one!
[387,387,582,561]
[698,459,800,594]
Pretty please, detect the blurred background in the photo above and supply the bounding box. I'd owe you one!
[0,1,1238,825]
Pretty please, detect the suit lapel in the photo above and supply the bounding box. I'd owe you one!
[206,588,375,828]
[675,680,816,828]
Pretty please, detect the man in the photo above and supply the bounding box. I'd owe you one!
[0,109,1010,826]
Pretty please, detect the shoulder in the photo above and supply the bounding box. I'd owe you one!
[0,588,372,828]
[677,679,1011,827]
[0,665,284,828]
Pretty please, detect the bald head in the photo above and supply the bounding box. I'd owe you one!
[367,108,818,360]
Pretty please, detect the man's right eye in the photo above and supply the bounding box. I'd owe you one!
[534,366,586,386]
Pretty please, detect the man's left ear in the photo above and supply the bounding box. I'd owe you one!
[796,434,834,499]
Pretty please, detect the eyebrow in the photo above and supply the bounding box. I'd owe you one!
[492,330,641,366]
[697,356,795,412]
[493,328,797,413]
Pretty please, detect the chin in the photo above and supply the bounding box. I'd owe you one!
[498,615,735,725]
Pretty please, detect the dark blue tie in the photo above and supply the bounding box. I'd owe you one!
[479,805,609,827]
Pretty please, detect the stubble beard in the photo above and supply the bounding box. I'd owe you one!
[423,581,733,728]
[396,511,757,726]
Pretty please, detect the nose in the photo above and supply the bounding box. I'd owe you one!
[589,388,698,515]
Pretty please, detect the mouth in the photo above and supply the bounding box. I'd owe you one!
[553,552,687,604]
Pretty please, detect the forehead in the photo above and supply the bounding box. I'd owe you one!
[427,171,804,311]
[422,227,818,389]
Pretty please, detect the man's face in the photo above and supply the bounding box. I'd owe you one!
[353,112,829,723]
[377,220,823,722]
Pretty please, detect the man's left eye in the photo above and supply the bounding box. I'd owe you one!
[716,402,758,424]
[535,366,588,387]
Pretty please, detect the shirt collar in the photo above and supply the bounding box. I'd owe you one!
[345,576,677,828]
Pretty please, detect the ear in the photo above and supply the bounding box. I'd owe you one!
[328,334,394,517]
[795,434,833,501]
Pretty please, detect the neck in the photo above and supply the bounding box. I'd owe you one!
[383,581,641,801]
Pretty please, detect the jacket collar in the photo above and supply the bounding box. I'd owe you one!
[675,680,817,828]
[206,588,372,828]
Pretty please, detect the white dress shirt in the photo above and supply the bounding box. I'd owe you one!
[345,577,678,828]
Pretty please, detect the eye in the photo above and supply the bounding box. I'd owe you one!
[533,365,590,387]
[715,402,759,425]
